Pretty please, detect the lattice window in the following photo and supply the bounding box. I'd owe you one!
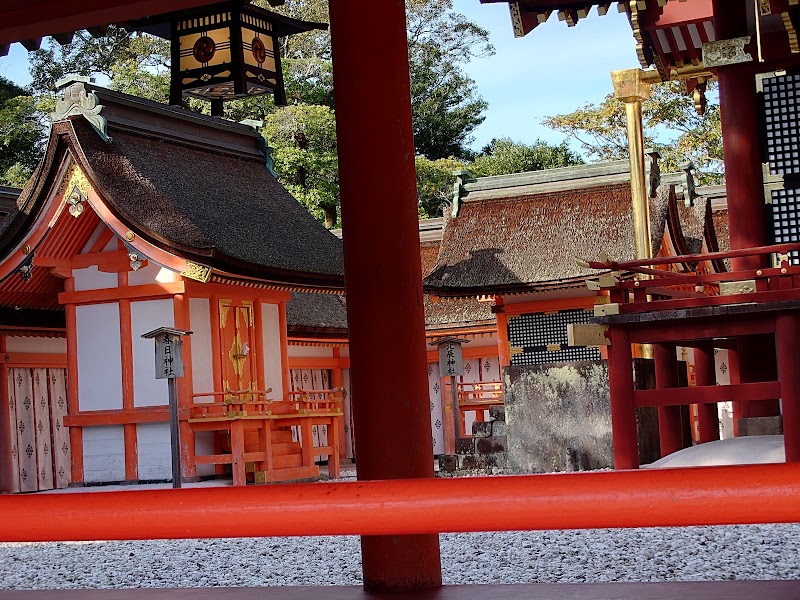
[768,187,800,264]
[761,71,800,265]
[762,72,800,177]
[507,309,600,367]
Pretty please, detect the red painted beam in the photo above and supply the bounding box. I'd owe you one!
[0,0,222,46]
[627,317,774,345]
[1,464,800,542]
[621,288,800,314]
[634,381,781,408]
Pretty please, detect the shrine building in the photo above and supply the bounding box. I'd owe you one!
[0,80,346,493]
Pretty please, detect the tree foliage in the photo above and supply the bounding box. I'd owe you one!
[406,0,492,159]
[414,138,582,218]
[28,27,136,94]
[263,104,339,228]
[415,156,466,218]
[470,138,583,177]
[543,81,723,184]
[0,77,46,187]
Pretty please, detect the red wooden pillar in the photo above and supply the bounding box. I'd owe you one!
[329,0,442,592]
[693,343,720,444]
[737,334,781,420]
[654,343,682,457]
[775,314,800,462]
[712,0,765,271]
[608,327,639,469]
[0,335,11,493]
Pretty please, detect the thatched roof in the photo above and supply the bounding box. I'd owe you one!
[286,292,348,337]
[0,83,344,291]
[422,161,734,297]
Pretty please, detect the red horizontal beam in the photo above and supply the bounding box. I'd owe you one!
[0,352,66,367]
[58,281,185,306]
[621,288,800,314]
[64,407,168,427]
[627,316,774,344]
[1,464,799,542]
[585,241,800,271]
[634,382,781,408]
[0,0,222,46]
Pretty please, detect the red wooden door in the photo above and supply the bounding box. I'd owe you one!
[219,299,258,400]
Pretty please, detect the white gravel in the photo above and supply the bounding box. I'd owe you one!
[1,525,798,589]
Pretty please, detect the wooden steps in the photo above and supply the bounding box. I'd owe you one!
[253,465,318,484]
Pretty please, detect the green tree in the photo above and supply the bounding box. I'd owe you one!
[406,0,493,159]
[470,138,583,177]
[269,0,492,157]
[415,156,467,218]
[543,81,723,184]
[0,77,45,187]
[108,34,171,103]
[263,104,339,228]
[28,27,136,94]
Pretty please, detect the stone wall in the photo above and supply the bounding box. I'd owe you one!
[505,361,613,473]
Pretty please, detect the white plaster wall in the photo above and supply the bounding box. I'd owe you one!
[76,303,123,411]
[339,347,349,358]
[129,263,179,287]
[194,431,216,477]
[73,265,118,291]
[342,368,354,458]
[137,423,172,480]
[190,298,214,401]
[715,349,734,440]
[83,426,125,482]
[262,303,283,399]
[428,362,444,455]
[287,345,333,358]
[131,299,174,407]
[5,336,67,353]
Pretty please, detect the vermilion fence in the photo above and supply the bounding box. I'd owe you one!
[0,463,798,542]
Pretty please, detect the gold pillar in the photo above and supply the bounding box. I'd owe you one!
[612,68,652,261]
[613,69,653,360]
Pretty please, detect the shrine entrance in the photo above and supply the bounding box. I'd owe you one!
[5,367,70,492]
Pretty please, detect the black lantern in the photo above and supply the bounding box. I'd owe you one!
[131,1,326,114]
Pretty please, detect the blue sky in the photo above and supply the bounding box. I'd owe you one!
[452,0,639,150]
[0,1,640,152]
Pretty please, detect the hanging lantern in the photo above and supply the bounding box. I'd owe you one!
[131,0,326,114]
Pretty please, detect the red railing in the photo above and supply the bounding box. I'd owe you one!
[0,463,798,542]
[582,241,800,314]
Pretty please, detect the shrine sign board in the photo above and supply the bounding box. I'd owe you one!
[435,337,468,377]
[141,327,192,379]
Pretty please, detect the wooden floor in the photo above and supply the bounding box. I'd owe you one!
[1,582,799,599]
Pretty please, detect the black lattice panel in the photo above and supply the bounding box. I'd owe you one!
[508,309,600,366]
[768,187,800,265]
[762,72,800,177]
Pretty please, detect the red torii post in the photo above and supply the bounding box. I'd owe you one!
[329,0,442,593]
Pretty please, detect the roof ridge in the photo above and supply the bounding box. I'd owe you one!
[77,83,266,162]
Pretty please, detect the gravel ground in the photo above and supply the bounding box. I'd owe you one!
[1,525,798,589]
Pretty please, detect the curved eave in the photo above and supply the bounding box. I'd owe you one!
[61,120,344,291]
[0,130,72,267]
